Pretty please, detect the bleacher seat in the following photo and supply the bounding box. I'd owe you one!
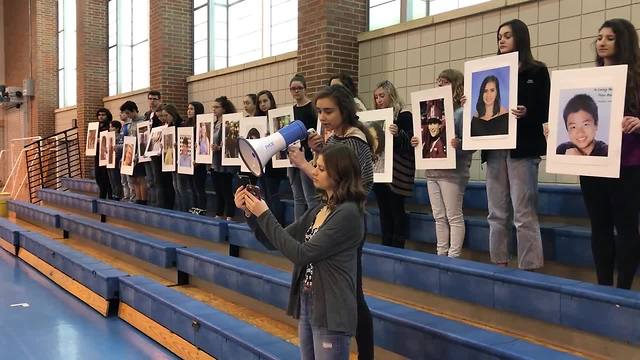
[39,188,97,213]
[175,247,579,359]
[0,217,25,255]
[96,199,227,243]
[61,177,100,194]
[8,200,61,229]
[118,275,300,360]
[19,231,126,300]
[59,213,183,268]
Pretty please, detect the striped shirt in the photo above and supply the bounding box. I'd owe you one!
[326,128,374,194]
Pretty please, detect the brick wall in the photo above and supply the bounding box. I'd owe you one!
[188,54,298,113]
[149,0,193,116]
[32,0,57,138]
[77,0,108,177]
[297,0,367,97]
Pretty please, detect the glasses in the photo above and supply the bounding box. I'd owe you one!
[290,86,304,92]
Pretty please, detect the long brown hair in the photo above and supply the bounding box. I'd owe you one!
[314,85,375,153]
[317,144,366,212]
[437,69,464,109]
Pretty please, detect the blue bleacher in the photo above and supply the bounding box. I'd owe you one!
[19,230,127,300]
[118,275,300,360]
[8,200,61,229]
[58,213,183,268]
[96,199,227,243]
[60,177,100,194]
[175,247,579,359]
[0,217,25,255]
[39,188,97,213]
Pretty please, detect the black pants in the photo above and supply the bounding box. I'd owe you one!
[95,164,112,199]
[356,241,374,360]
[152,157,174,210]
[193,164,208,210]
[580,166,640,289]
[372,183,407,248]
[212,171,235,217]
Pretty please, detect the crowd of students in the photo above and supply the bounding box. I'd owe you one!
[92,18,640,360]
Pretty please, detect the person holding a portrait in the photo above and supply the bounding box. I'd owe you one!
[471,75,509,136]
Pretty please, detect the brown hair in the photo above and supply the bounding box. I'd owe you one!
[317,144,366,212]
[437,69,464,109]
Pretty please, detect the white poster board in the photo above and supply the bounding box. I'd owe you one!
[545,65,626,178]
[145,125,167,157]
[177,127,194,175]
[121,136,136,176]
[136,121,152,163]
[269,106,295,168]
[98,131,109,167]
[196,113,214,164]
[239,116,268,173]
[221,112,243,166]
[358,108,394,183]
[86,122,99,156]
[162,126,176,172]
[105,131,116,169]
[411,85,457,170]
[463,52,519,150]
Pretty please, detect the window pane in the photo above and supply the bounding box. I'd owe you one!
[271,39,296,56]
[408,0,427,20]
[132,0,148,44]
[65,66,76,106]
[194,23,208,42]
[271,0,296,25]
[428,0,456,15]
[119,0,132,45]
[58,32,64,69]
[119,45,132,93]
[108,0,117,47]
[214,56,226,70]
[58,69,65,108]
[194,6,208,25]
[109,47,117,95]
[458,0,491,7]
[369,0,400,31]
[194,40,208,59]
[194,0,208,8]
[271,20,295,45]
[194,57,208,75]
[228,0,261,66]
[132,41,149,90]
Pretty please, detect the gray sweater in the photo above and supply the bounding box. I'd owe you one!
[247,201,365,334]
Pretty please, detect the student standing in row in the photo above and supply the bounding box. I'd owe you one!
[485,19,550,270]
[579,18,640,289]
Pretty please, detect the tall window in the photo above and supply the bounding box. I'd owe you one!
[58,0,76,108]
[109,0,150,96]
[193,0,298,75]
[369,0,491,31]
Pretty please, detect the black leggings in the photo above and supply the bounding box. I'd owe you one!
[95,164,112,199]
[356,237,374,359]
[580,166,640,289]
[212,171,235,217]
[193,164,208,210]
[373,183,407,248]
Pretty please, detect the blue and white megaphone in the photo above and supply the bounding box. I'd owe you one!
[238,120,313,177]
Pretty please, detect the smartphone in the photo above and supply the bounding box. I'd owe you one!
[236,174,261,199]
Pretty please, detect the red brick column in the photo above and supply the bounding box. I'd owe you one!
[297,0,367,96]
[32,0,57,137]
[149,0,193,117]
[76,0,108,177]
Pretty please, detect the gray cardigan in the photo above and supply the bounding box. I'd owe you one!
[247,201,365,334]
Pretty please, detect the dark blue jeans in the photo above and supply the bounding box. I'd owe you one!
[298,291,350,360]
[172,172,194,212]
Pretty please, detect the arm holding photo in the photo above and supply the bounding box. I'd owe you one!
[555,94,608,156]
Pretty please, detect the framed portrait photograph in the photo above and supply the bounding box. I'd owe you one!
[162,126,176,172]
[136,121,152,163]
[357,108,394,183]
[239,116,268,173]
[411,86,457,170]
[463,52,519,150]
[121,136,137,176]
[105,131,116,169]
[268,106,294,168]
[85,122,99,156]
[196,113,214,164]
[221,112,243,166]
[177,127,194,175]
[98,131,109,167]
[545,65,627,178]
[145,125,167,157]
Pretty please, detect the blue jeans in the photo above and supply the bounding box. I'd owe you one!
[172,173,194,212]
[485,150,543,269]
[288,167,319,220]
[298,291,350,360]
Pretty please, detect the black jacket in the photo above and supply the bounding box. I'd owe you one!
[482,63,550,162]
